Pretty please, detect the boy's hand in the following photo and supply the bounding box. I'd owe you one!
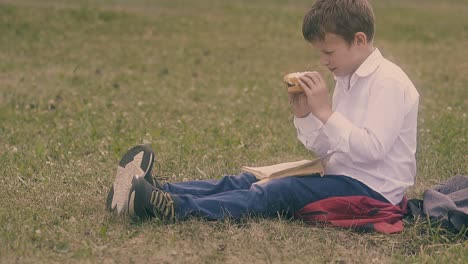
[297,71,333,123]
[288,92,312,118]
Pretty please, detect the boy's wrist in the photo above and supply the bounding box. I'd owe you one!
[294,111,311,118]
[315,108,333,124]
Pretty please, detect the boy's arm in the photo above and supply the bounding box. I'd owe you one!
[289,87,330,157]
[322,78,418,163]
[293,113,331,158]
[297,72,418,163]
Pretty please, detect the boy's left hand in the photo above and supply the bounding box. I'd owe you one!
[298,71,333,123]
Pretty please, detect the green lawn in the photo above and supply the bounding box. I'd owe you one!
[0,0,467,263]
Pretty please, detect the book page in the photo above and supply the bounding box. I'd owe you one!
[241,160,314,179]
[241,152,336,180]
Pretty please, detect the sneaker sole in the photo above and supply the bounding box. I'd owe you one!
[128,190,136,217]
[109,145,153,214]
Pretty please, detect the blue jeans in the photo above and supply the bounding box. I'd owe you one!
[162,173,388,220]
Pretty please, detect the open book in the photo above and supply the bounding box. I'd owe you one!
[241,152,335,180]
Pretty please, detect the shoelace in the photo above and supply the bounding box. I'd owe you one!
[150,189,175,220]
[149,159,174,220]
[151,160,169,187]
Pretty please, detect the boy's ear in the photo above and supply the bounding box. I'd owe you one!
[354,32,368,46]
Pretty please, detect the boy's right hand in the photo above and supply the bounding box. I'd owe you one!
[288,91,312,118]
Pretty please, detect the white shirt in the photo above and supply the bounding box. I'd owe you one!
[294,48,419,205]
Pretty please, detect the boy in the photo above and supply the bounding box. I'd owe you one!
[107,0,419,225]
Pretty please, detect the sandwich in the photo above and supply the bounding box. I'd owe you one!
[283,72,311,93]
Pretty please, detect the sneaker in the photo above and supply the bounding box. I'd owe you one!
[106,144,158,213]
[128,176,175,221]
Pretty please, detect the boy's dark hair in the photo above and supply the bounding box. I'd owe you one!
[302,0,375,44]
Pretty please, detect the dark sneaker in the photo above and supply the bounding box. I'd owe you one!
[106,144,156,214]
[128,176,175,221]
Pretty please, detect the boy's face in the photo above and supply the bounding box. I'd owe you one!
[312,33,366,77]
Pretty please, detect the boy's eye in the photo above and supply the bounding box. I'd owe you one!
[324,51,334,55]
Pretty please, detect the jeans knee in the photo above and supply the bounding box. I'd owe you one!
[224,173,257,184]
[251,178,300,204]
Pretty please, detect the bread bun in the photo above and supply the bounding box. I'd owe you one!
[283,72,310,93]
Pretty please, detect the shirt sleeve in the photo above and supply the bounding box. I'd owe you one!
[293,113,330,157]
[321,78,414,163]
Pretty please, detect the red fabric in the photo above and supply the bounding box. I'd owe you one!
[294,196,408,234]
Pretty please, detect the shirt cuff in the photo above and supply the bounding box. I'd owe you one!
[322,111,353,153]
[293,113,324,135]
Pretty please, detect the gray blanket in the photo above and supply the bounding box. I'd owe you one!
[409,174,468,231]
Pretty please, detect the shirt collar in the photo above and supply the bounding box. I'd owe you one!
[354,48,383,78]
[333,48,382,83]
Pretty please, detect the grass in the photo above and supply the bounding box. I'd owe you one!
[0,0,467,263]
